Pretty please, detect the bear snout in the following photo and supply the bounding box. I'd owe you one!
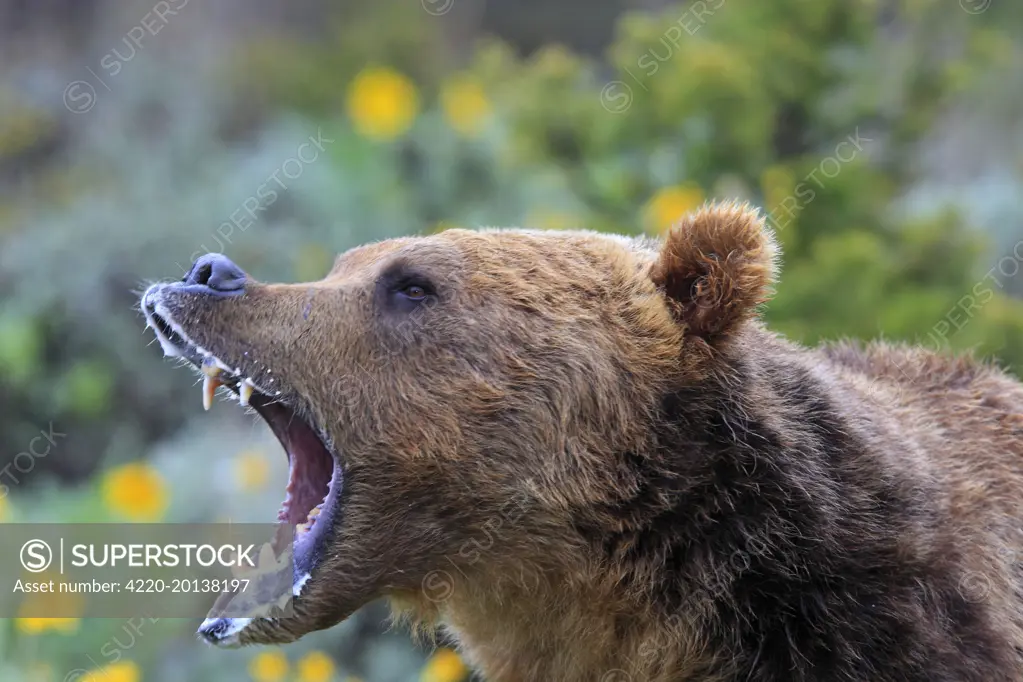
[179,252,248,297]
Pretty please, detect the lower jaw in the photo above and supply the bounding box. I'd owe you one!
[197,459,343,647]
[291,461,344,581]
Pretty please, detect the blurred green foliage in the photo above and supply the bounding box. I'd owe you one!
[1,0,1022,680]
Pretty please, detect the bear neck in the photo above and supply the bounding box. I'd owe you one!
[439,325,954,681]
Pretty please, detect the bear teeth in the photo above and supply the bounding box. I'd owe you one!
[296,505,323,535]
[202,375,222,411]
[198,356,262,411]
[239,378,255,406]
[201,359,223,411]
[201,360,222,378]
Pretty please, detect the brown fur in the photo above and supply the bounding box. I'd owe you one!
[149,202,1023,680]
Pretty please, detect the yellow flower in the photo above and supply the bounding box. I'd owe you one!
[101,462,169,521]
[346,67,419,140]
[16,570,85,634]
[16,571,83,634]
[16,617,80,635]
[644,184,705,234]
[249,650,289,682]
[440,76,492,137]
[420,648,469,682]
[233,449,271,491]
[297,651,336,682]
[83,661,140,682]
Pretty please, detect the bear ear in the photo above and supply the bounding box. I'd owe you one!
[650,201,778,343]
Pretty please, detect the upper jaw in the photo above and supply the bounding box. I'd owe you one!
[140,282,341,456]
[141,283,283,402]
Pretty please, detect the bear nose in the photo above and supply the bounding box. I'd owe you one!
[182,253,247,295]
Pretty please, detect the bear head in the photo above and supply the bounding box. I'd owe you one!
[139,201,777,648]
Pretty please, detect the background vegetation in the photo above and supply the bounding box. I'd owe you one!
[1,0,1022,680]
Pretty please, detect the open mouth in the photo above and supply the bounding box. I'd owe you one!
[142,288,343,598]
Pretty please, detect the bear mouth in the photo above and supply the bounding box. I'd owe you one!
[142,293,343,605]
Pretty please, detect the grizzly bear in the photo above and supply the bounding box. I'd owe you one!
[141,202,1023,681]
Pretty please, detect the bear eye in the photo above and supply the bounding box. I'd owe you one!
[401,285,427,300]
[378,265,436,313]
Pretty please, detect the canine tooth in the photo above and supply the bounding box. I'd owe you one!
[308,507,321,519]
[201,362,222,378]
[202,375,222,411]
[239,379,254,406]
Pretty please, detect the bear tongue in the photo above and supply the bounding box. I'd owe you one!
[281,448,331,526]
[262,402,334,528]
